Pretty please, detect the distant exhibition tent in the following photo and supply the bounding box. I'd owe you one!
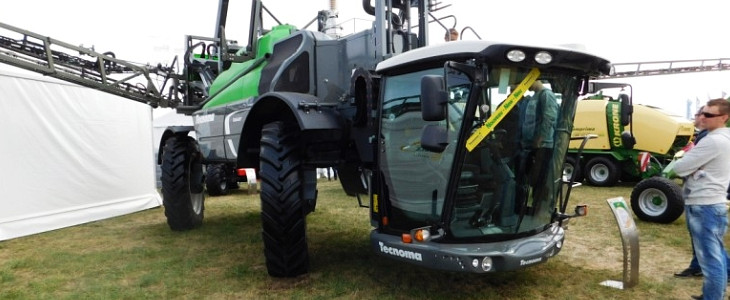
[0,69,161,241]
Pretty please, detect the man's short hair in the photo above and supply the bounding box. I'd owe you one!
[707,98,730,115]
[445,28,458,41]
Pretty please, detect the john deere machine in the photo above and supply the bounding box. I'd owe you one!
[566,59,730,192]
[629,98,730,224]
[1,0,616,277]
[564,83,695,187]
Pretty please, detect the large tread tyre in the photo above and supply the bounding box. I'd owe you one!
[584,156,620,187]
[630,176,684,224]
[206,164,229,196]
[259,122,309,277]
[161,136,205,231]
[563,156,583,183]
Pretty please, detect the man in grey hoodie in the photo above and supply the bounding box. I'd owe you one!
[674,98,730,300]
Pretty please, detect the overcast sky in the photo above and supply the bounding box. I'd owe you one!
[2,0,728,117]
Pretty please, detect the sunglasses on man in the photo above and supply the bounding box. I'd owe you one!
[697,112,726,118]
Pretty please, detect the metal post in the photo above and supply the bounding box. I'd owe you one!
[601,197,640,289]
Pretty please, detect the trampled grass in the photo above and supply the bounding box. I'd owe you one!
[0,180,721,299]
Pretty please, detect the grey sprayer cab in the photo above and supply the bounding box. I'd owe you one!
[366,41,609,273]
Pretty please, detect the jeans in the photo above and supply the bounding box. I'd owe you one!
[686,204,729,300]
[688,253,730,273]
[686,220,730,275]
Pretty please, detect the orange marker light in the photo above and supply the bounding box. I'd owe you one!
[382,216,389,226]
[401,233,412,243]
[414,229,430,242]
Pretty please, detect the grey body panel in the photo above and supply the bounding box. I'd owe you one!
[371,224,565,273]
[192,27,386,165]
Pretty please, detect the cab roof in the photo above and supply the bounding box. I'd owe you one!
[375,40,611,76]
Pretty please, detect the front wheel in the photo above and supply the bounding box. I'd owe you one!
[160,135,205,231]
[630,177,684,224]
[259,122,309,277]
[584,156,619,187]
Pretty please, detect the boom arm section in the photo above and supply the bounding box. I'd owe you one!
[597,58,730,79]
[0,22,179,108]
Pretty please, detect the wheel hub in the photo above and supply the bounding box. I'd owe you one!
[563,163,574,179]
[590,164,609,182]
[639,188,667,217]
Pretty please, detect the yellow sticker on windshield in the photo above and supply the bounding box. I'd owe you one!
[465,68,541,151]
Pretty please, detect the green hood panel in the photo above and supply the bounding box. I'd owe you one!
[204,24,297,109]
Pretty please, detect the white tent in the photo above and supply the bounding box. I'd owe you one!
[0,69,162,241]
[152,108,194,152]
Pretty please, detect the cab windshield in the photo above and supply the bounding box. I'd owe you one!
[378,65,581,239]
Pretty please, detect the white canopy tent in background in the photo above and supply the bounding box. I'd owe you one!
[0,69,162,241]
[152,109,194,154]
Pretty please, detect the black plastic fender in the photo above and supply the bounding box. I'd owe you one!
[157,126,195,165]
[269,91,342,129]
[236,92,344,168]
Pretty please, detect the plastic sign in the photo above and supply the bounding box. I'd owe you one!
[466,68,541,151]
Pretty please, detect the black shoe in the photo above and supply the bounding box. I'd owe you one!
[674,268,703,277]
[690,295,702,300]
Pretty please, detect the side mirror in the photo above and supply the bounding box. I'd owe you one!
[421,124,448,152]
[421,75,448,121]
[619,94,632,126]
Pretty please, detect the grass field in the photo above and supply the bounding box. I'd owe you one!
[0,180,722,299]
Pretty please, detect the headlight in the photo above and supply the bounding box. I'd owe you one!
[535,51,553,64]
[481,257,493,271]
[414,229,430,242]
[506,49,526,62]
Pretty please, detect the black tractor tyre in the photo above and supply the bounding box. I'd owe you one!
[563,156,583,183]
[259,121,310,277]
[584,156,620,187]
[630,176,684,224]
[206,164,229,196]
[160,136,205,231]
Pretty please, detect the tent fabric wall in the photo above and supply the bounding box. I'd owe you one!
[0,70,162,241]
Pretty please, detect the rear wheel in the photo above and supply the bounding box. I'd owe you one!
[206,164,229,196]
[259,121,309,277]
[227,171,240,190]
[584,156,619,187]
[563,156,583,183]
[161,135,205,231]
[630,177,684,224]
